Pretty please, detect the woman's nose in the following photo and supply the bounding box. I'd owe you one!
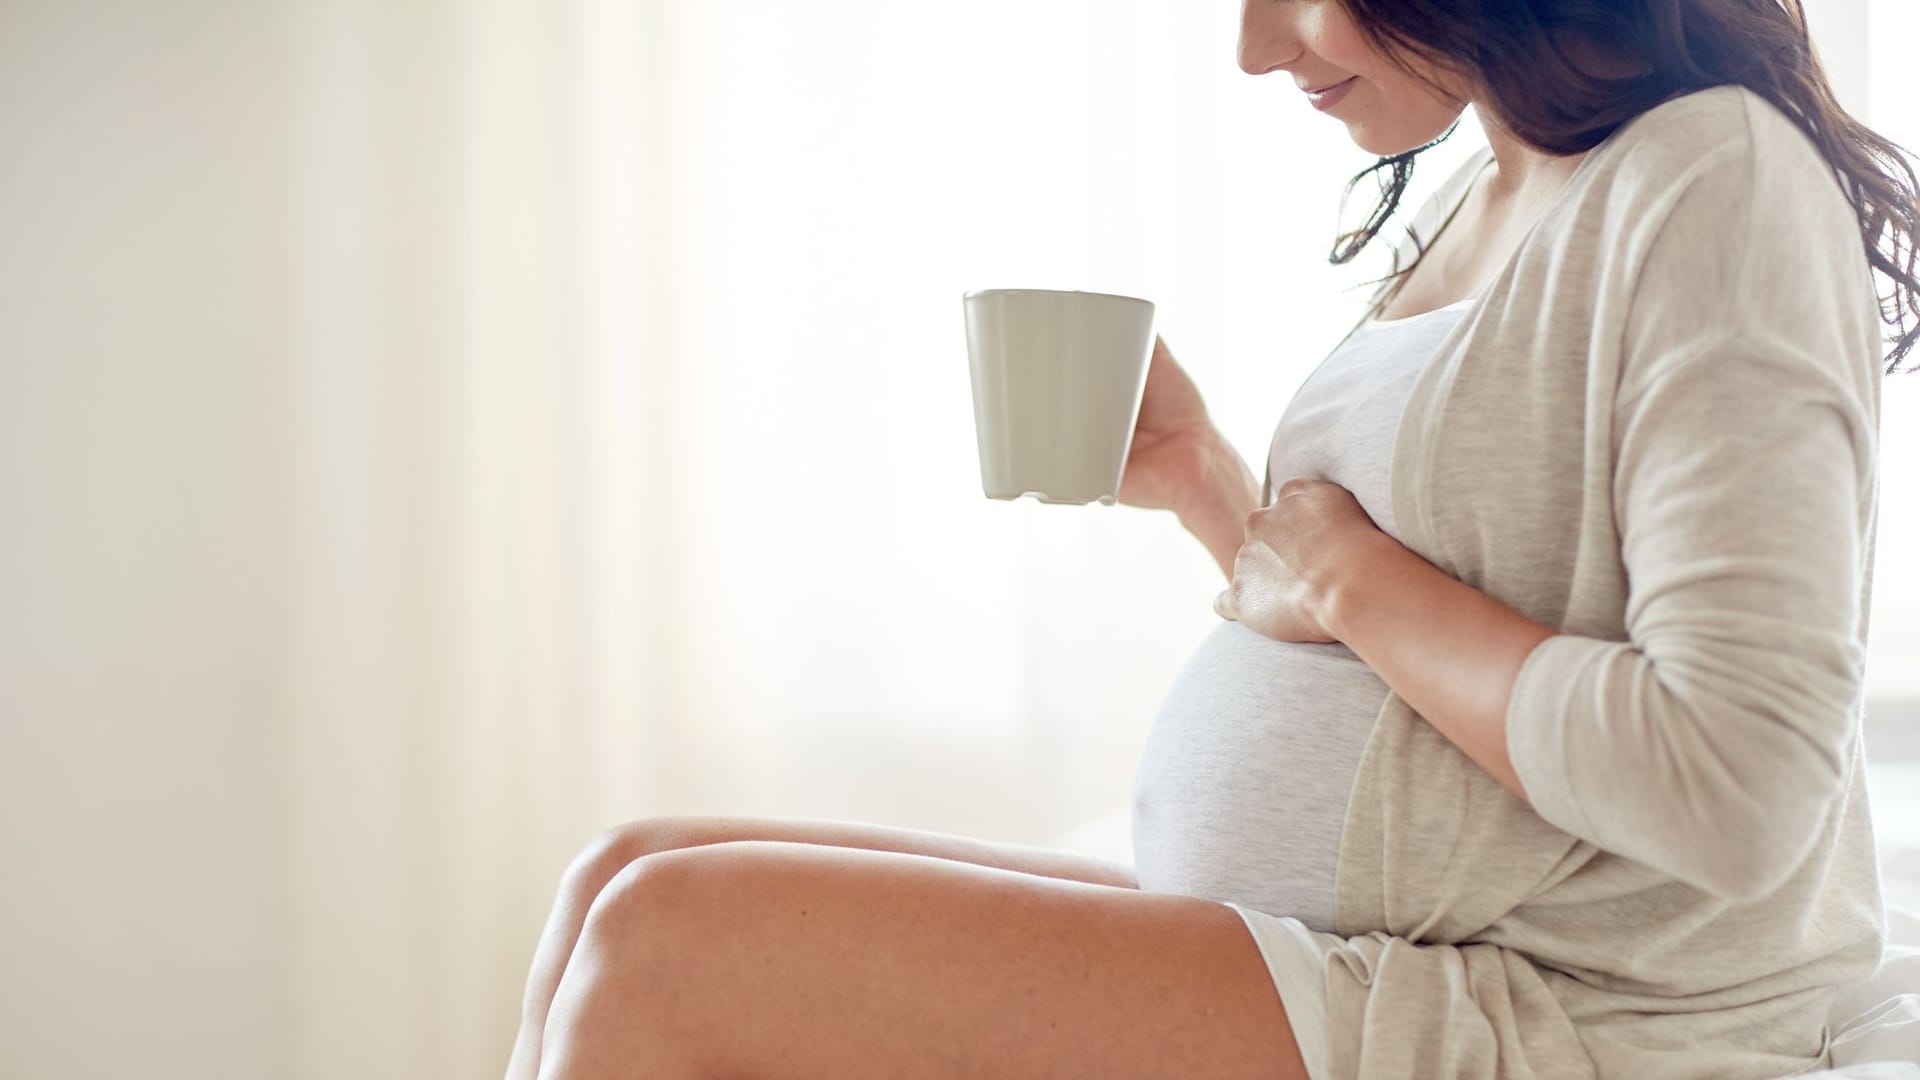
[1237,0,1305,77]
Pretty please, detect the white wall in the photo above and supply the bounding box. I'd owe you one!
[0,3,291,1076]
[1804,0,1872,116]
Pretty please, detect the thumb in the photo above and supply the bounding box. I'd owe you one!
[1213,589,1234,621]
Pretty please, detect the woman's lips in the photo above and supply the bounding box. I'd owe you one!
[1306,76,1359,112]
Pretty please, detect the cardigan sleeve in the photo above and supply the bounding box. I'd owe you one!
[1503,113,1880,903]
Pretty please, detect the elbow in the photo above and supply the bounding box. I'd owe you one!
[1686,827,1809,903]
[1632,669,1855,902]
[1677,765,1841,903]
[1522,638,1861,903]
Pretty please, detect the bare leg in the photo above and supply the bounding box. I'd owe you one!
[503,815,1137,1080]
[535,840,1305,1080]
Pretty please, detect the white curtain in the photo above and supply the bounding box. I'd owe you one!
[271,3,1503,1074]
[277,4,1448,1072]
[0,2,1911,1079]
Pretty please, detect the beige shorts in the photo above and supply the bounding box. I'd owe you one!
[1226,902,1346,1080]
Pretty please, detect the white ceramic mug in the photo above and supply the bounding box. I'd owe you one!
[961,288,1156,506]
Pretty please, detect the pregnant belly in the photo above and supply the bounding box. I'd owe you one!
[1130,619,1388,933]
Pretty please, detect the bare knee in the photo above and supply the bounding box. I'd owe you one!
[569,851,717,1011]
[544,854,711,1076]
[577,851,700,948]
[517,819,716,1059]
[557,816,706,911]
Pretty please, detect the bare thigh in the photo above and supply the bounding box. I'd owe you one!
[541,839,1308,1079]
[502,813,1145,1079]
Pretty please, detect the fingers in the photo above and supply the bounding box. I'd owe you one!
[1213,587,1236,621]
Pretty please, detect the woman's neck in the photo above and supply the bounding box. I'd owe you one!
[1471,106,1590,214]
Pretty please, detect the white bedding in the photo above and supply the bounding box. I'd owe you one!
[1811,762,1920,1079]
[1049,760,1920,1078]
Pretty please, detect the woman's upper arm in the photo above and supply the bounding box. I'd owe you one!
[1503,118,1881,901]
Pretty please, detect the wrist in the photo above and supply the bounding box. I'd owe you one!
[1317,527,1401,642]
[1174,429,1259,527]
[1174,431,1261,580]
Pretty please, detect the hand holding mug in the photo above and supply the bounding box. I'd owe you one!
[1115,336,1221,516]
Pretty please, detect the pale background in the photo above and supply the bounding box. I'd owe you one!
[0,1,1914,1077]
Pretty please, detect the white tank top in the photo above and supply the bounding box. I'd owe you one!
[1129,298,1472,931]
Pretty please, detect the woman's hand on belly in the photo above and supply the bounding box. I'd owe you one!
[1212,476,1379,644]
[1212,474,1556,802]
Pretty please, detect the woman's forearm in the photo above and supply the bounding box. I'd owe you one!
[1176,433,1262,582]
[1320,530,1558,800]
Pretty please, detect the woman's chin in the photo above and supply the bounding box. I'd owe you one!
[1342,112,1463,159]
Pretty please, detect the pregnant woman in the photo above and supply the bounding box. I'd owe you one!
[506,2,1920,1078]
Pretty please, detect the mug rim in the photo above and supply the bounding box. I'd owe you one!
[963,287,1152,308]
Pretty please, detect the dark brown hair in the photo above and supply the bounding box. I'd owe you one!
[1331,0,1920,373]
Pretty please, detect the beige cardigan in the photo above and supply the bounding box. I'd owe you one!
[1310,84,1888,1080]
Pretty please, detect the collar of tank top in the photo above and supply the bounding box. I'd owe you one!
[1362,294,1476,330]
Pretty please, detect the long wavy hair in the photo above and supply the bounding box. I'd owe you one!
[1331,0,1920,373]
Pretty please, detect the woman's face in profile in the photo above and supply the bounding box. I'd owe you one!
[1238,0,1470,156]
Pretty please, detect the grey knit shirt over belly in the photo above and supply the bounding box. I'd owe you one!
[1130,83,1889,1080]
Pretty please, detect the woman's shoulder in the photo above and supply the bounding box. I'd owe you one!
[1569,86,1881,399]
[1577,83,1853,232]
[1546,81,1869,332]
